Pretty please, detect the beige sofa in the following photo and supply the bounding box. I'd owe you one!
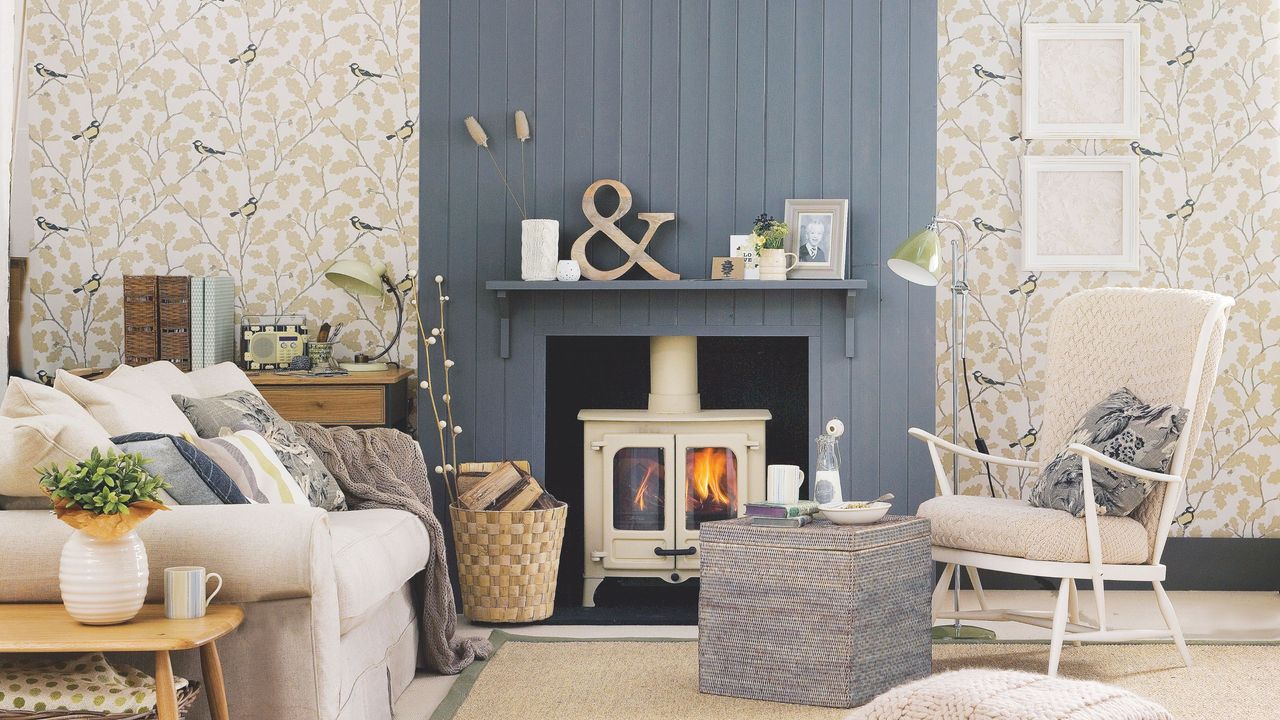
[0,503,430,720]
[0,362,432,720]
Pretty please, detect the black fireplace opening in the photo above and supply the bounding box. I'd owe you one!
[544,335,809,617]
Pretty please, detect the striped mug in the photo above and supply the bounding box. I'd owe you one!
[164,566,223,619]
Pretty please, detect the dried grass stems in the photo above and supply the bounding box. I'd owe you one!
[413,274,462,503]
[464,112,533,220]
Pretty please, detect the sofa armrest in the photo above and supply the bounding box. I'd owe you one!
[0,505,333,604]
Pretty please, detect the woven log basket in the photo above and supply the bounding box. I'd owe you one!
[449,502,568,623]
[0,682,200,720]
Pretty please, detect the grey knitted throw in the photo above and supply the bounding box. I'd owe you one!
[294,422,492,675]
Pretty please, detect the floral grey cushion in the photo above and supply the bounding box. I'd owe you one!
[1028,388,1186,518]
[172,390,345,510]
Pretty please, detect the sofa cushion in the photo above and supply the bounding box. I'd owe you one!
[54,368,197,437]
[112,432,249,505]
[918,495,1150,564]
[1,377,101,425]
[186,362,262,399]
[107,361,199,399]
[328,509,429,633]
[185,430,309,505]
[0,414,117,497]
[173,391,345,510]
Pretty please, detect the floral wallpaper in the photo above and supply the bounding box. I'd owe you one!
[22,0,419,372]
[938,1,1278,537]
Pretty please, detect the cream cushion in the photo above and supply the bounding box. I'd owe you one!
[0,414,116,496]
[1,377,101,424]
[186,362,262,398]
[54,368,197,437]
[918,495,1150,564]
[328,508,429,634]
[107,360,199,398]
[849,668,1172,719]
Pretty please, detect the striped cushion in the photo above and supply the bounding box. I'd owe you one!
[184,430,308,505]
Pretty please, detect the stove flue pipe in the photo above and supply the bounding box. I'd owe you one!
[648,336,701,414]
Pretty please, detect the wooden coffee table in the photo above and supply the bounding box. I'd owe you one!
[0,604,243,720]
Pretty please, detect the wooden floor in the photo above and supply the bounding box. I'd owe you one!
[393,590,1280,720]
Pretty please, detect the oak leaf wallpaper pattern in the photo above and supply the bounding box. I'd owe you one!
[23,0,419,372]
[938,1,1278,537]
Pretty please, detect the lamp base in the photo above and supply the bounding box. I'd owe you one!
[930,624,997,641]
[339,361,391,372]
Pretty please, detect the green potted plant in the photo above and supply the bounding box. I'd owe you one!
[39,448,169,625]
[752,213,797,281]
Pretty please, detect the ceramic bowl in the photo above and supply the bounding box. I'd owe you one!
[818,501,891,525]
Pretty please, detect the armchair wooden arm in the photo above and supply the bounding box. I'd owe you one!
[907,427,1039,495]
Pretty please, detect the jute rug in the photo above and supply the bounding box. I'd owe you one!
[430,632,1278,720]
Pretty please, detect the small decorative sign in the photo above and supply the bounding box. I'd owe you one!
[710,256,745,280]
[570,179,679,281]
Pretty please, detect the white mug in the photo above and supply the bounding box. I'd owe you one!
[766,464,805,504]
[165,566,222,619]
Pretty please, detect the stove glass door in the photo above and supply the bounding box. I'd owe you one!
[601,434,676,571]
[675,433,750,571]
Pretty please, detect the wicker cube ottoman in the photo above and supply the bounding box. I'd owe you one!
[698,515,932,708]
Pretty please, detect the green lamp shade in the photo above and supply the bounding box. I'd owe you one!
[888,225,943,287]
[324,260,387,296]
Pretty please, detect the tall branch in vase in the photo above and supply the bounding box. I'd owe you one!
[413,275,462,502]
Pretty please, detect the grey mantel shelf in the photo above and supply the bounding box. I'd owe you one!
[486,279,870,359]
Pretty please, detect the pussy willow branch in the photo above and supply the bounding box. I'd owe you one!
[437,281,460,486]
[411,280,457,503]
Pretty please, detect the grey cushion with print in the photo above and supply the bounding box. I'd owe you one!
[172,390,345,510]
[1028,388,1187,518]
[111,432,249,505]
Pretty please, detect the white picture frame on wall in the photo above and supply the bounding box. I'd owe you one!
[1021,155,1139,272]
[1022,23,1141,139]
[783,199,849,279]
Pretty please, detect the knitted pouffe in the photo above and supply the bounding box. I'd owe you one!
[847,669,1172,720]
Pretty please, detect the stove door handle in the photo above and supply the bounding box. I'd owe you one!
[653,546,697,557]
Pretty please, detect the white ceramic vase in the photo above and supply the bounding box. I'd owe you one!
[60,529,149,625]
[521,219,560,281]
[758,248,799,281]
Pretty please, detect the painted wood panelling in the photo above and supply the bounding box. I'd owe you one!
[422,0,938,511]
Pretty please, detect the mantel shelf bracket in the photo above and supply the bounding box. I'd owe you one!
[845,289,857,358]
[496,290,510,359]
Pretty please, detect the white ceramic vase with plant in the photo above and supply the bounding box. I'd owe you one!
[40,448,169,625]
[752,213,797,281]
[466,111,558,281]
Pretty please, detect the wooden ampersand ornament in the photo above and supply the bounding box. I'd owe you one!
[570,179,679,280]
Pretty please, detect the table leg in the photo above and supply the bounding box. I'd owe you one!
[154,651,179,720]
[200,641,231,720]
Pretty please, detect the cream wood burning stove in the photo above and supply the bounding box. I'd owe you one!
[580,336,769,607]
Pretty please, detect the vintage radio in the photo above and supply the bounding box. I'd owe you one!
[241,314,308,370]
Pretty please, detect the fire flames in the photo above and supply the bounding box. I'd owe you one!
[632,459,661,511]
[686,447,736,516]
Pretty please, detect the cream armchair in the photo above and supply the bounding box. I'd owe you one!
[911,287,1233,676]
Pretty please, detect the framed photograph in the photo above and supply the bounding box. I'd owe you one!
[783,199,849,279]
[1021,155,1139,272]
[1022,23,1141,139]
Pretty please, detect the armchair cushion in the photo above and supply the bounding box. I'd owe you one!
[1029,388,1186,518]
[918,495,1149,564]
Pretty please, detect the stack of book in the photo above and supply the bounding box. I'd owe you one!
[744,500,821,527]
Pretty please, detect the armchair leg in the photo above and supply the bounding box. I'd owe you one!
[1092,577,1108,632]
[932,563,956,618]
[964,566,988,611]
[1153,581,1192,668]
[1068,579,1081,647]
[1047,578,1072,677]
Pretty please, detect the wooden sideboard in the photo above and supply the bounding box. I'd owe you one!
[247,368,413,428]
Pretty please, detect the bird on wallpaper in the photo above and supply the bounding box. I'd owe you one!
[36,370,52,386]
[34,62,69,79]
[1166,198,1195,220]
[1167,45,1195,67]
[972,64,1006,81]
[350,216,383,232]
[973,217,1006,234]
[972,370,1006,388]
[386,120,414,141]
[1129,141,1163,158]
[229,44,257,65]
[1008,273,1039,297]
[229,196,258,218]
[193,140,227,156]
[71,120,100,141]
[72,274,102,295]
[36,216,71,233]
[395,274,416,295]
[1175,505,1195,528]
[349,62,383,79]
[1009,427,1038,450]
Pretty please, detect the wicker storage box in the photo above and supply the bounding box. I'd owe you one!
[449,502,568,623]
[698,515,932,708]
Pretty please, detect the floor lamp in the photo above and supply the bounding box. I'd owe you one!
[888,217,997,641]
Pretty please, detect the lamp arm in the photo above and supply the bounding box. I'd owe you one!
[365,276,405,363]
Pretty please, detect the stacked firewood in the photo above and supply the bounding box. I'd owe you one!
[456,461,559,512]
